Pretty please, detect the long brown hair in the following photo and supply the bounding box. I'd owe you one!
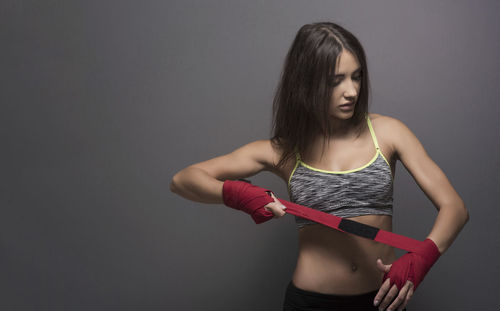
[269,21,371,170]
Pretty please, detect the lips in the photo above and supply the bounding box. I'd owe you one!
[340,102,354,107]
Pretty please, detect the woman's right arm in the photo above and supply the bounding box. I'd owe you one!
[169,139,276,204]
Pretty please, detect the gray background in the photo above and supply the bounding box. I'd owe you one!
[1,0,498,310]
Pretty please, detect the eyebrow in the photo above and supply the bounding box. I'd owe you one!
[334,67,362,77]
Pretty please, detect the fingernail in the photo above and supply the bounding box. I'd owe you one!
[281,205,287,210]
[373,300,379,306]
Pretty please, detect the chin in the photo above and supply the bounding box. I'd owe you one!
[330,112,354,119]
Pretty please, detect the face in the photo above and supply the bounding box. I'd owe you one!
[329,50,362,121]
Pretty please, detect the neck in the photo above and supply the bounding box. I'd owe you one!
[327,118,357,139]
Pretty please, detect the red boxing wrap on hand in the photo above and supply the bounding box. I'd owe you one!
[222,180,275,224]
[382,238,441,291]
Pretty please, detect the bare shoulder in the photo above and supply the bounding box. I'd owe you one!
[243,139,281,170]
[369,113,412,155]
[368,113,419,160]
[226,138,287,174]
[254,139,290,171]
[368,113,400,140]
[220,138,279,172]
[369,112,409,130]
[248,139,293,181]
[368,112,403,129]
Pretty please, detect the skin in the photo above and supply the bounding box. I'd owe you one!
[327,49,362,135]
[171,50,469,311]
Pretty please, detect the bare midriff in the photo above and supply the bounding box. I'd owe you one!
[291,214,396,295]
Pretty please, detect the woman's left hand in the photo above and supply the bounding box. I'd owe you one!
[373,258,413,311]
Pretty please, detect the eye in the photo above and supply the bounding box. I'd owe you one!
[329,73,362,86]
[330,79,341,87]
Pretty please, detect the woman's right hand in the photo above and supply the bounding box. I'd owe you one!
[264,192,287,219]
[222,180,286,224]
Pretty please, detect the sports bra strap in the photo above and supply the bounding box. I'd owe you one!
[293,146,302,162]
[366,114,380,150]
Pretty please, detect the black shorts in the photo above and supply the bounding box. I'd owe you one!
[282,280,407,311]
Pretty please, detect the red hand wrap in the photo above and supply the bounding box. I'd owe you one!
[382,238,441,291]
[222,180,275,224]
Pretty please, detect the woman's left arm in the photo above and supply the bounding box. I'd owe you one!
[390,116,469,253]
[373,116,470,311]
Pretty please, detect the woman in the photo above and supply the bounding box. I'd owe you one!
[170,22,469,311]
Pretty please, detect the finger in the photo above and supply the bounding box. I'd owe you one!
[376,258,392,273]
[386,281,411,311]
[264,204,286,217]
[398,282,414,311]
[270,192,285,207]
[378,283,399,311]
[374,277,391,307]
[272,194,287,210]
[264,194,287,217]
[396,284,413,311]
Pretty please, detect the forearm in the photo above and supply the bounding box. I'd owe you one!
[170,166,224,204]
[426,203,469,254]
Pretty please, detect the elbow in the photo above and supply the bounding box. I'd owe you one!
[459,200,470,225]
[169,179,177,194]
[464,204,470,224]
[170,172,182,194]
[170,166,198,194]
[442,199,469,225]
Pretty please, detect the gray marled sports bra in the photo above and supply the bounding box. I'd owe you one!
[287,114,394,229]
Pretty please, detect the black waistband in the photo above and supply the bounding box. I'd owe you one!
[286,280,378,301]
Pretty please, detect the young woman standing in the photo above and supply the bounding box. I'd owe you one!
[170,22,469,311]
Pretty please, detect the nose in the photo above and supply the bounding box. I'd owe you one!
[344,80,358,99]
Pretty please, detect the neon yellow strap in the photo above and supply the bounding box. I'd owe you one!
[366,115,380,150]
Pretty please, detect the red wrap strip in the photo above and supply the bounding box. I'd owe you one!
[274,196,424,253]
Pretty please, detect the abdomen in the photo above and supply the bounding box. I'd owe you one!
[292,215,397,295]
